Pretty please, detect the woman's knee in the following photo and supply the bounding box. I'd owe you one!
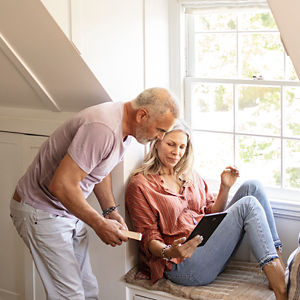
[238,195,258,206]
[242,179,263,193]
[234,196,263,216]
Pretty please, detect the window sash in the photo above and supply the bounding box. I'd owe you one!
[184,4,300,202]
[185,77,300,202]
[181,0,268,14]
[185,13,289,79]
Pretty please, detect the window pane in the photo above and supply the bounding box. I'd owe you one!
[237,85,281,135]
[237,136,280,187]
[286,55,299,81]
[193,132,233,179]
[194,13,236,31]
[284,87,300,138]
[240,33,284,79]
[284,139,300,189]
[239,11,277,31]
[191,83,233,131]
[195,33,237,77]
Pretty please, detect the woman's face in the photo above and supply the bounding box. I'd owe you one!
[156,130,188,170]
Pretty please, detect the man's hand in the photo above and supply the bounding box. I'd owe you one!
[93,218,128,247]
[105,210,128,231]
[166,235,203,259]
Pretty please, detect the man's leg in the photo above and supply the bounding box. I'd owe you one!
[73,220,99,300]
[10,199,86,300]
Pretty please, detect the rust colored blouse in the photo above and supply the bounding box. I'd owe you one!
[125,171,215,283]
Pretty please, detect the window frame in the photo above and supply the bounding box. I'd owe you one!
[181,7,300,207]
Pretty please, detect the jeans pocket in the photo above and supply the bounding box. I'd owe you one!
[32,213,75,236]
[10,210,27,242]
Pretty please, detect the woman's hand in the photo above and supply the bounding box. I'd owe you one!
[166,235,203,259]
[220,166,239,189]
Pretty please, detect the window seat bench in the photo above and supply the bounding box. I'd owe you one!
[124,260,275,300]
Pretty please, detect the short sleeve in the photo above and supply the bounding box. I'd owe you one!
[68,123,115,174]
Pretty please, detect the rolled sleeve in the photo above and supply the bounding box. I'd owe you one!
[204,181,216,214]
[192,171,216,214]
[126,177,164,257]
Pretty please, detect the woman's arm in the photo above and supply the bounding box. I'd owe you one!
[210,166,239,213]
[125,176,166,256]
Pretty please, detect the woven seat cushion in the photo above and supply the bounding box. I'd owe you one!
[124,260,275,300]
[286,234,300,300]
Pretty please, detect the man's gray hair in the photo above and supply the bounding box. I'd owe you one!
[132,87,179,119]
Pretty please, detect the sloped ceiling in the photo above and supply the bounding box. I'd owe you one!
[267,0,300,80]
[0,0,111,112]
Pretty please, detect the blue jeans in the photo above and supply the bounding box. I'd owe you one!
[165,180,282,286]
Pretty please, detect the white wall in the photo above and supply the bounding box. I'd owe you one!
[75,0,144,101]
[41,0,172,101]
[69,1,170,299]
[0,0,171,299]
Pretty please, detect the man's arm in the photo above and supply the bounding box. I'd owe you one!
[93,174,128,230]
[48,153,127,246]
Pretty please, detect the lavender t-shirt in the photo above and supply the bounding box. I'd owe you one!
[16,102,132,217]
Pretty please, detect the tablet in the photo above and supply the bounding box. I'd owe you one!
[186,212,227,246]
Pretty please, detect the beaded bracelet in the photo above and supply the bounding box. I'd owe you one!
[161,245,172,261]
[102,205,119,217]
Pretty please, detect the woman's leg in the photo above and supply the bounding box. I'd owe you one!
[165,196,278,286]
[229,181,287,299]
[263,260,287,300]
[227,180,282,250]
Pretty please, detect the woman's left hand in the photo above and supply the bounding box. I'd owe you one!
[220,166,239,189]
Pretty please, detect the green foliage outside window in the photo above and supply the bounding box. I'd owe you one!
[190,9,300,191]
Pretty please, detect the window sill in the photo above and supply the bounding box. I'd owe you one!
[207,179,300,220]
[270,199,300,220]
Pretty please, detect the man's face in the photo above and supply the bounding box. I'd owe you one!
[135,112,176,145]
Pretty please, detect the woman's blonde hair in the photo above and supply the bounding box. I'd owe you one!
[131,119,194,181]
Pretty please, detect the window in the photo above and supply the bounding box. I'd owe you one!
[184,1,300,201]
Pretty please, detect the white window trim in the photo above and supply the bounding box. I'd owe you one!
[184,78,300,204]
[168,1,300,220]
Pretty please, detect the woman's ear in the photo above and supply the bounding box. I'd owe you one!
[136,108,149,123]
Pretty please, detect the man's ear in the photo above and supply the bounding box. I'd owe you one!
[136,108,149,123]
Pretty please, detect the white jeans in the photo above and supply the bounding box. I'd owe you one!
[10,199,99,300]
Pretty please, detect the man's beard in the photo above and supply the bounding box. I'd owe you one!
[135,125,151,145]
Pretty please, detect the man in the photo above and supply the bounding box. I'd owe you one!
[10,87,179,300]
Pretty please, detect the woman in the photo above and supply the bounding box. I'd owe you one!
[125,120,287,300]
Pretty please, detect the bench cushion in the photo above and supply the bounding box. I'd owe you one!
[124,260,275,300]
